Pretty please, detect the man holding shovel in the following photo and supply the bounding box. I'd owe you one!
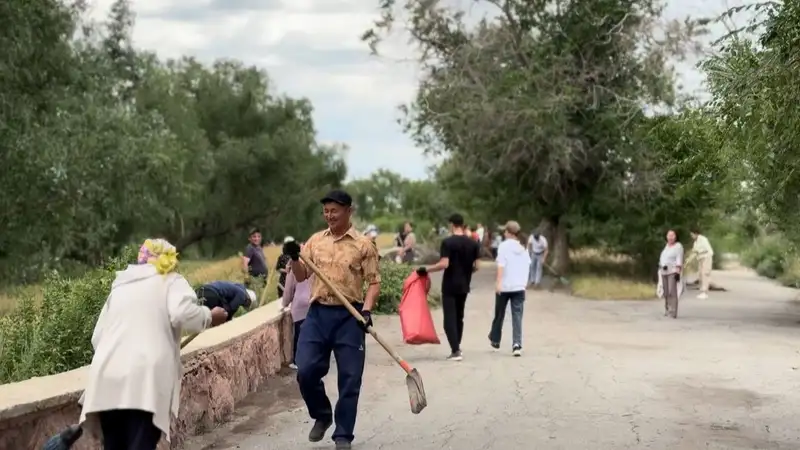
[284,189,381,450]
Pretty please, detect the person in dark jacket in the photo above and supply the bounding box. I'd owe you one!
[196,281,257,321]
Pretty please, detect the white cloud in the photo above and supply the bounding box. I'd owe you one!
[85,0,758,181]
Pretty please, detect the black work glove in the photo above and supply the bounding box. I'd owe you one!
[358,310,373,333]
[284,240,301,261]
[416,266,428,276]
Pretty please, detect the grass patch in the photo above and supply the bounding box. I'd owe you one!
[570,275,655,300]
[0,245,286,316]
[374,233,396,249]
[569,249,656,300]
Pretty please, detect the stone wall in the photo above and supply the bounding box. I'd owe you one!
[0,301,293,450]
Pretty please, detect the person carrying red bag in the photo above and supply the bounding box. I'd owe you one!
[416,213,481,362]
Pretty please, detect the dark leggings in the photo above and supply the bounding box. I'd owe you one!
[99,409,161,450]
[293,319,305,363]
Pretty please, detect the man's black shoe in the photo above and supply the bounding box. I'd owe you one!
[335,439,352,450]
[308,419,332,442]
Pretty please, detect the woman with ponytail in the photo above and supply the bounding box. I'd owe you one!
[78,238,228,450]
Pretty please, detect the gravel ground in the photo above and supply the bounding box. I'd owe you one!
[183,266,800,450]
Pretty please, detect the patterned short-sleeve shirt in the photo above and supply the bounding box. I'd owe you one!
[301,226,381,305]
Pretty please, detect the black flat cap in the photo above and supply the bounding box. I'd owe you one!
[320,189,352,206]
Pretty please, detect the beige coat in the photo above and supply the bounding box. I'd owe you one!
[79,264,211,441]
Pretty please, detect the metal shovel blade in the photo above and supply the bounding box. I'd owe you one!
[406,368,427,414]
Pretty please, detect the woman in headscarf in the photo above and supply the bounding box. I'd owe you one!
[78,238,229,450]
[657,230,685,319]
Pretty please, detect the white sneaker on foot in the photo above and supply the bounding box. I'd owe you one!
[512,345,522,357]
[697,293,708,299]
[446,351,463,361]
[288,363,298,370]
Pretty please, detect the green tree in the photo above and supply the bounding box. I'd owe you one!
[364,0,706,272]
[703,1,800,246]
[0,0,348,284]
[347,170,450,236]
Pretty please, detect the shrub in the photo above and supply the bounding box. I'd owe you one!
[0,245,276,384]
[0,255,438,384]
[738,233,800,288]
[371,261,441,315]
[778,256,800,288]
[0,245,138,384]
[741,234,789,279]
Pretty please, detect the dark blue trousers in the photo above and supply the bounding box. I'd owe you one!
[296,302,366,443]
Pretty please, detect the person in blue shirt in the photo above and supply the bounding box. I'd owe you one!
[195,281,257,321]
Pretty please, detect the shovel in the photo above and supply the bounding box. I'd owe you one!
[299,255,427,414]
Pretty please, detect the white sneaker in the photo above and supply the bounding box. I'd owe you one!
[288,363,298,370]
[697,293,708,299]
[446,351,463,361]
[512,345,522,357]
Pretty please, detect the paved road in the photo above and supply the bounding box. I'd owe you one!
[185,267,800,450]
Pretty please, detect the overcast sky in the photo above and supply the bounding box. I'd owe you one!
[85,0,756,180]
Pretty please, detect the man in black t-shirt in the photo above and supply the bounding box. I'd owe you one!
[416,213,481,361]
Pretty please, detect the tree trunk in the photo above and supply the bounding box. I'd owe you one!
[537,216,570,275]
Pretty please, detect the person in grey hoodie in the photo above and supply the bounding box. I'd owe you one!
[488,221,531,357]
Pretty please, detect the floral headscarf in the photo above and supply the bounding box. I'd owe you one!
[137,238,179,274]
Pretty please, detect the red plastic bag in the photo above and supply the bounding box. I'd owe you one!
[398,272,440,345]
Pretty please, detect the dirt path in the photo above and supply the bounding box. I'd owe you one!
[184,267,800,450]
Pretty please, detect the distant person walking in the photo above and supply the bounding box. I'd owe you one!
[690,228,714,299]
[416,213,480,361]
[242,228,268,289]
[285,189,381,450]
[491,232,502,259]
[282,258,313,370]
[475,223,485,244]
[658,229,684,319]
[489,221,531,357]
[79,239,228,450]
[527,231,549,287]
[196,281,257,321]
[393,225,407,263]
[399,221,417,263]
[276,236,295,297]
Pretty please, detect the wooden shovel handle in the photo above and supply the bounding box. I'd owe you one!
[180,332,199,349]
[298,255,413,375]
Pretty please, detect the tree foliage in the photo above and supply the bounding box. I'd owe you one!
[0,0,346,283]
[704,0,800,246]
[364,0,713,272]
[347,169,450,236]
